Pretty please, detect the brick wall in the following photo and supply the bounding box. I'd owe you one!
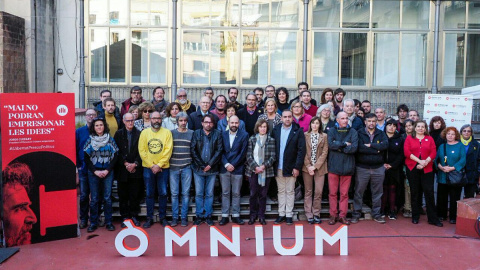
[0,12,27,93]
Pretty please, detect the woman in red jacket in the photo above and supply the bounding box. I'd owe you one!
[404,120,443,227]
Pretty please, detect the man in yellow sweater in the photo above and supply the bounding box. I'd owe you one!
[138,111,173,228]
[102,97,122,136]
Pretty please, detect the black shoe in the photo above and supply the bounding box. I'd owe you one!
[274,216,286,224]
[314,215,322,224]
[232,217,245,225]
[286,217,293,225]
[170,218,178,227]
[205,216,215,226]
[259,218,267,225]
[307,218,314,224]
[181,219,188,227]
[219,217,229,226]
[143,218,154,228]
[160,218,171,227]
[131,216,141,227]
[193,217,204,226]
[248,217,256,225]
[87,225,97,233]
[79,220,88,229]
[449,219,456,224]
[428,220,443,227]
[106,223,115,231]
[412,219,419,224]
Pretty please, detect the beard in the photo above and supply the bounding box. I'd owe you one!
[229,97,237,103]
[178,99,187,105]
[230,126,238,132]
[5,225,33,247]
[152,122,161,129]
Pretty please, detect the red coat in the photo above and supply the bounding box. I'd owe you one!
[404,135,437,173]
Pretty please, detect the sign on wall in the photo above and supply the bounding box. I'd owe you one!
[423,94,473,130]
[1,93,78,247]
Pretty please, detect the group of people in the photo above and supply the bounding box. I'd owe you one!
[76,84,480,233]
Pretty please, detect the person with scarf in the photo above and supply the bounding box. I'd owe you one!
[83,117,119,233]
[217,103,246,132]
[245,119,276,225]
[459,124,480,198]
[175,88,196,115]
[290,100,312,132]
[134,102,155,131]
[302,117,328,224]
[162,102,182,131]
[343,98,364,131]
[151,87,169,118]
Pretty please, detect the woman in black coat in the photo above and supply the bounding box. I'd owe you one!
[460,124,480,198]
[382,119,404,220]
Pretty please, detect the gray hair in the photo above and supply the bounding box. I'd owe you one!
[176,112,189,122]
[246,92,256,100]
[460,124,473,134]
[343,98,355,107]
[123,112,133,120]
[177,88,187,96]
[375,107,385,113]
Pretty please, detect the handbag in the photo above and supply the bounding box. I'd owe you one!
[443,143,466,186]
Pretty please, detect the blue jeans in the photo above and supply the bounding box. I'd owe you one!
[144,168,169,219]
[169,167,192,220]
[78,168,90,223]
[193,173,216,218]
[88,170,113,225]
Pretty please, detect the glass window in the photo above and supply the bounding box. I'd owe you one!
[270,32,297,85]
[372,0,400,28]
[341,33,367,85]
[131,0,168,26]
[89,0,109,25]
[313,32,339,85]
[149,30,167,83]
[241,0,270,27]
[443,33,465,87]
[182,0,210,27]
[211,31,237,84]
[444,1,466,29]
[183,31,210,84]
[342,0,370,28]
[374,33,399,86]
[131,30,149,83]
[468,1,480,29]
[312,0,340,28]
[402,0,430,29]
[466,34,480,87]
[242,31,269,85]
[90,28,108,82]
[271,0,298,28]
[109,29,127,82]
[211,0,240,27]
[109,0,128,25]
[401,34,427,86]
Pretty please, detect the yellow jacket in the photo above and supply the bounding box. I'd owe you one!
[138,127,173,168]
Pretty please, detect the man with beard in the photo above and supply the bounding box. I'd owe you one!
[334,88,346,111]
[121,86,145,116]
[188,96,220,130]
[151,87,169,117]
[138,111,173,228]
[2,162,38,247]
[254,87,265,109]
[218,115,249,225]
[361,100,372,114]
[100,97,122,136]
[191,114,223,226]
[289,82,318,106]
[264,85,276,101]
[93,89,120,116]
[228,87,244,110]
[210,95,227,120]
[237,93,264,136]
[396,104,409,133]
[301,90,318,117]
[175,88,196,115]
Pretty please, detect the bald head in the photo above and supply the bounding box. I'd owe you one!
[336,111,349,128]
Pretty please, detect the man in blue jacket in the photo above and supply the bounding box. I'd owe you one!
[351,113,389,224]
[219,116,249,225]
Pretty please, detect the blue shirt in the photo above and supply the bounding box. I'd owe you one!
[75,125,90,170]
[278,125,292,170]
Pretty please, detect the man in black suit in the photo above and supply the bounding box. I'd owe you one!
[237,93,264,136]
[114,113,143,227]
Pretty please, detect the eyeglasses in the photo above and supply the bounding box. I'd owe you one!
[144,110,154,113]
[462,130,472,133]
[86,113,96,117]
[124,120,134,123]
[292,106,301,108]
[178,95,187,98]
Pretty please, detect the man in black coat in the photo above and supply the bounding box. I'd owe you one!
[188,96,219,130]
[272,110,306,225]
[114,113,143,227]
[237,93,264,136]
[351,113,389,224]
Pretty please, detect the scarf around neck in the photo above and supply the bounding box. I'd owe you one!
[90,133,110,151]
[176,99,192,112]
[461,136,472,146]
[255,134,267,186]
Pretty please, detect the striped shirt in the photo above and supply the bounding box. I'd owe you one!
[170,129,194,170]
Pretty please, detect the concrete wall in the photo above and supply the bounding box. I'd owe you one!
[34,0,55,93]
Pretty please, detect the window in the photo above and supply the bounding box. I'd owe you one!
[313,32,339,85]
[400,34,427,86]
[312,0,341,28]
[374,33,399,86]
[443,33,465,87]
[341,33,367,85]
[372,0,400,29]
[343,0,370,28]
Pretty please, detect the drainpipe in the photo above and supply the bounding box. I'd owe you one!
[79,0,86,107]
[431,0,441,94]
[171,0,178,101]
[302,0,309,82]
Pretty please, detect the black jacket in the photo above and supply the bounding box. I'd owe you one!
[237,106,264,136]
[356,128,388,169]
[97,109,123,130]
[190,129,223,174]
[327,126,358,175]
[188,111,219,131]
[385,131,404,170]
[465,139,480,184]
[272,123,306,177]
[114,128,143,181]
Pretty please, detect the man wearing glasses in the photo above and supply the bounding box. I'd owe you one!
[175,88,196,115]
[138,111,173,228]
[121,86,145,116]
[188,96,219,131]
[75,108,97,229]
[190,114,223,226]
